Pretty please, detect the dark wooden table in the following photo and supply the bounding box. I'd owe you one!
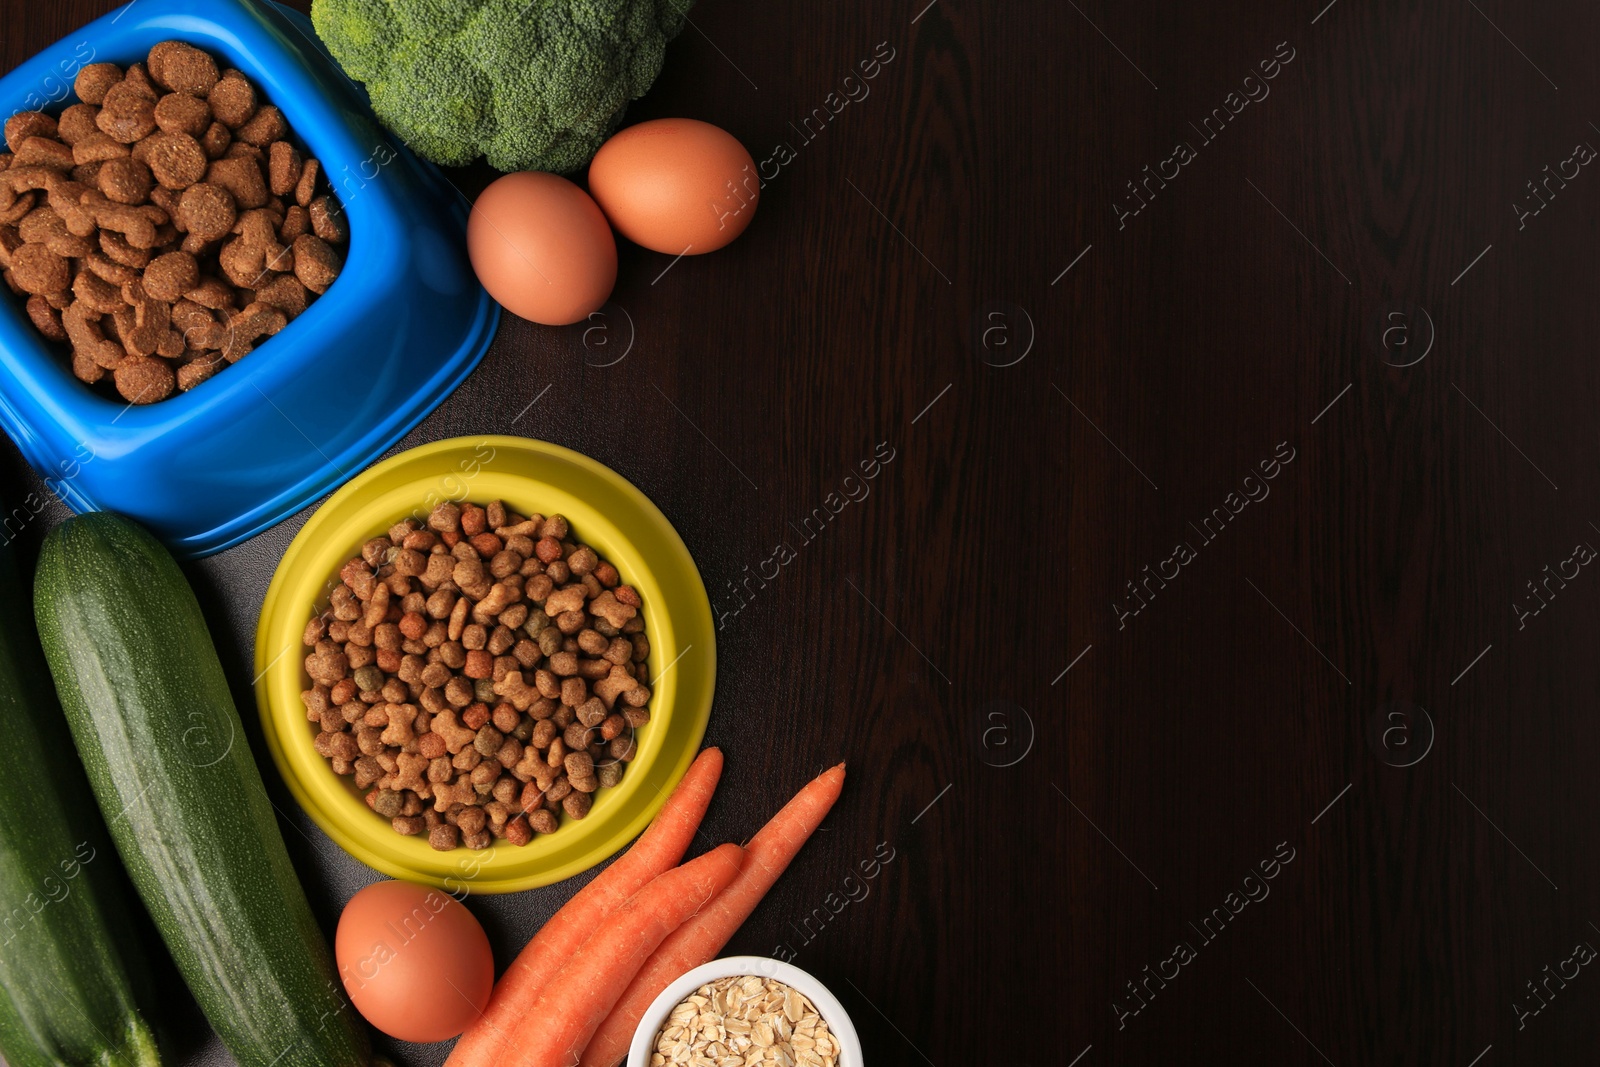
[6,0,1600,1063]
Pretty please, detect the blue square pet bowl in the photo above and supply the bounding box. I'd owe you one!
[0,0,499,557]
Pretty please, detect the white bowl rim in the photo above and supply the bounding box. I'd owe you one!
[627,954,863,1067]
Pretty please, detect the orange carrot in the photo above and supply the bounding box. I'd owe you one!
[445,747,725,1067]
[577,763,846,1067]
[499,843,747,1067]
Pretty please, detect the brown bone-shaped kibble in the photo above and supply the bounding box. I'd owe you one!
[110,309,148,358]
[13,136,76,171]
[82,251,138,287]
[149,185,183,227]
[254,273,307,319]
[219,302,285,363]
[171,298,224,347]
[0,192,33,227]
[44,181,90,232]
[495,519,541,538]
[3,164,65,196]
[183,275,235,310]
[19,207,93,258]
[492,670,539,712]
[428,708,477,754]
[61,302,126,370]
[175,351,225,392]
[99,229,151,268]
[431,778,477,813]
[512,754,545,790]
[117,278,170,357]
[25,294,68,342]
[72,132,130,166]
[594,663,641,709]
[543,585,586,618]
[379,703,416,747]
[471,582,519,623]
[205,156,267,209]
[304,642,349,686]
[216,234,263,288]
[588,589,636,628]
[236,207,286,263]
[64,191,158,247]
[392,751,429,793]
[72,268,124,313]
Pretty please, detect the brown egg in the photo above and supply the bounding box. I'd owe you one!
[587,118,759,255]
[336,880,492,1043]
[467,171,617,325]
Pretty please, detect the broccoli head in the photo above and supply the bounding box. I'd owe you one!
[311,0,691,173]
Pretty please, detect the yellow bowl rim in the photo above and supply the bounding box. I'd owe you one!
[253,435,715,893]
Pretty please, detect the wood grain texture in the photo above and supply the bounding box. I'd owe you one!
[4,0,1600,1063]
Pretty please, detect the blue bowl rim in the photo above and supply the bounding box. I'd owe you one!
[0,0,500,556]
[0,0,409,430]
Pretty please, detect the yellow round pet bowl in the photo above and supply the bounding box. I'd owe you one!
[254,436,715,892]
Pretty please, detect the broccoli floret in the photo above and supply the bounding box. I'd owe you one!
[311,0,690,172]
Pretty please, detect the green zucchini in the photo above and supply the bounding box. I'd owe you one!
[33,512,369,1067]
[0,525,162,1067]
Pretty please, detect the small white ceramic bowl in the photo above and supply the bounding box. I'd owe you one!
[628,955,863,1067]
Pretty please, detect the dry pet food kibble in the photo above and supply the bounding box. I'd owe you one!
[0,41,347,403]
[300,503,655,851]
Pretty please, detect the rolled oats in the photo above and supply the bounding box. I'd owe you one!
[654,976,838,1067]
